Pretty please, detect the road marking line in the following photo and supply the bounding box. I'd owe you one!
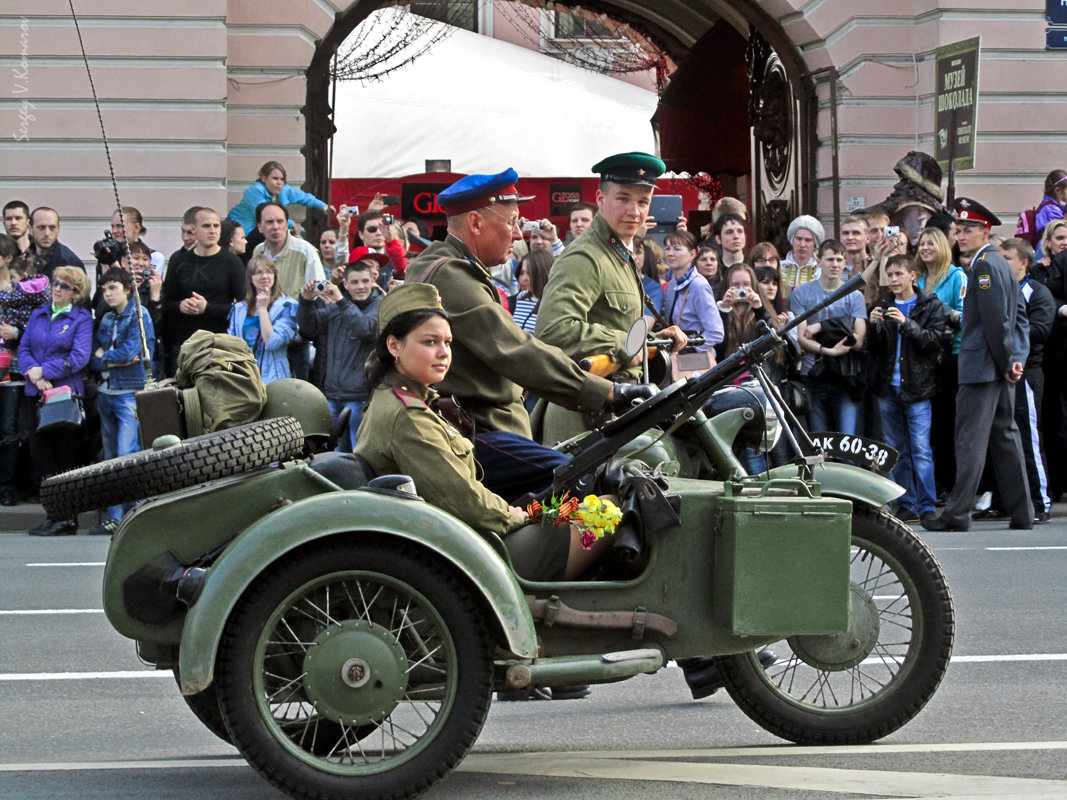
[544,740,1067,759]
[0,614,103,618]
[986,546,1067,551]
[25,562,105,567]
[458,753,1067,796]
[0,758,248,772]
[950,654,1067,663]
[3,741,1065,773]
[0,671,170,681]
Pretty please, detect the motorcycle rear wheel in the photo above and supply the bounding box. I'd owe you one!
[718,506,954,744]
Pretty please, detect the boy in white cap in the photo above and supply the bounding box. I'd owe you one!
[781,214,826,289]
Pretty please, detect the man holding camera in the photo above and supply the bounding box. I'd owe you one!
[791,239,868,436]
[356,209,407,290]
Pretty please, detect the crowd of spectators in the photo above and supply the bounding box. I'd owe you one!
[4,161,1066,535]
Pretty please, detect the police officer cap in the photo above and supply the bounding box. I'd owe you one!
[377,282,445,335]
[436,168,534,216]
[951,197,1001,228]
[591,151,666,187]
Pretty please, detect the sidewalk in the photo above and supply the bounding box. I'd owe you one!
[0,501,103,533]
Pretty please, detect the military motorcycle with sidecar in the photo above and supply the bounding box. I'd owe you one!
[41,275,953,800]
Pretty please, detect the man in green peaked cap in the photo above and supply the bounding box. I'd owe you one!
[536,152,687,441]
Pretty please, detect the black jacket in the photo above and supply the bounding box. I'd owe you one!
[1021,277,1055,370]
[866,290,950,403]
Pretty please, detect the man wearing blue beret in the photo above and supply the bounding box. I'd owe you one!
[405,167,650,506]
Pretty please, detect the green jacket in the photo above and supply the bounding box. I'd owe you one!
[355,371,518,536]
[405,234,612,437]
[535,214,645,380]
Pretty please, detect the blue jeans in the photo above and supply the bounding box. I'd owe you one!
[878,388,935,515]
[473,430,569,504]
[807,380,859,436]
[328,399,364,453]
[97,391,140,520]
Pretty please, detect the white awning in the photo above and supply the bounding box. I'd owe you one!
[331,24,658,178]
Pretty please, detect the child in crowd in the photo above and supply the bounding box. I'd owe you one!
[866,254,950,523]
[296,252,383,452]
[90,268,155,535]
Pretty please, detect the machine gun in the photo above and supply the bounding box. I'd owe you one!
[550,273,867,492]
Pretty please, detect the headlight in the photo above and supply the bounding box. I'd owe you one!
[704,382,782,452]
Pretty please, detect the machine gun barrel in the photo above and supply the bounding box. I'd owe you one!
[551,274,866,491]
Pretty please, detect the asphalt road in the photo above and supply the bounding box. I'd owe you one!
[1,517,1065,800]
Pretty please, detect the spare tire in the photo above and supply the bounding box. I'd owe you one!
[40,416,304,519]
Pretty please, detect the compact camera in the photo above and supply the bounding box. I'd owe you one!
[315,281,327,293]
[884,225,900,238]
[735,288,749,300]
[382,213,395,225]
[522,220,540,233]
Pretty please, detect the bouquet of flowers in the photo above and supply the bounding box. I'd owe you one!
[526,491,624,550]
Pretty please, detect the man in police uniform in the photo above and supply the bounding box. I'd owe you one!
[536,153,686,442]
[405,168,647,503]
[922,198,1034,532]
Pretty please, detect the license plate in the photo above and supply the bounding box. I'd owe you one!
[808,432,898,472]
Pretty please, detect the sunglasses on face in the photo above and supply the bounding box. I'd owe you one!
[363,225,380,234]
[52,280,74,291]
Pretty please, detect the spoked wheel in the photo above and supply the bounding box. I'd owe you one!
[718,506,954,744]
[215,539,493,800]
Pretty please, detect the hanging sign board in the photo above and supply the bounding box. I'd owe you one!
[934,37,980,172]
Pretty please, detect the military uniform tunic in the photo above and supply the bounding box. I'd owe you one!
[405,234,612,438]
[355,371,518,535]
[536,213,645,381]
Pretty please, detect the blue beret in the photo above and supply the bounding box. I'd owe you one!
[437,168,535,215]
[591,152,665,187]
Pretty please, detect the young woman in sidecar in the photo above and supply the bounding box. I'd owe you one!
[354,282,615,581]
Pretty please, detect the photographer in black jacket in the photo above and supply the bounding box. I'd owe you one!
[867,254,950,523]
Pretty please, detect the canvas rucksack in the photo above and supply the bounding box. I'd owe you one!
[1014,198,1057,247]
[174,331,267,433]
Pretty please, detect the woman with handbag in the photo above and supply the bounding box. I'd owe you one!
[20,266,92,536]
[0,234,49,506]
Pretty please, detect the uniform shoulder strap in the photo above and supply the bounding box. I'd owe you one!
[392,383,430,410]
[412,257,451,286]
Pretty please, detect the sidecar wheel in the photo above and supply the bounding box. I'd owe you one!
[718,506,953,744]
[173,669,232,746]
[215,539,493,800]
[40,416,304,519]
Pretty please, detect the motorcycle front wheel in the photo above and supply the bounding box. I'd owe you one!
[718,506,954,744]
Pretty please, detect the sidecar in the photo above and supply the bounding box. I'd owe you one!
[41,385,953,800]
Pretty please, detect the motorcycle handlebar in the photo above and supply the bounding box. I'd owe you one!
[551,273,867,491]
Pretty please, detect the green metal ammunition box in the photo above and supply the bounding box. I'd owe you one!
[711,480,852,636]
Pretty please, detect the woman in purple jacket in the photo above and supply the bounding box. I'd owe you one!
[19,266,93,536]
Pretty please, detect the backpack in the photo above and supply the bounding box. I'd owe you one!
[1015,198,1057,247]
[174,331,267,432]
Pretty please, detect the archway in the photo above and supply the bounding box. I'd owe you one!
[303,0,817,248]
